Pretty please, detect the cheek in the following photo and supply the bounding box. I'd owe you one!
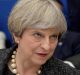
[19,37,40,51]
[49,40,58,56]
[48,41,58,59]
[51,40,58,50]
[17,37,41,59]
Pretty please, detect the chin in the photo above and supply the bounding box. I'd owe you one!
[33,58,48,66]
[31,54,52,66]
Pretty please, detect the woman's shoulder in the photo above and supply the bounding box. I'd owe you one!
[0,47,13,60]
[41,57,80,75]
[0,48,12,68]
[0,45,16,75]
[0,44,17,66]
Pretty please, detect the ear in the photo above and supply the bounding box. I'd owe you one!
[13,33,20,44]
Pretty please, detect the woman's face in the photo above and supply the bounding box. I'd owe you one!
[14,28,59,65]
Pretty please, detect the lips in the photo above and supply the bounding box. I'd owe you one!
[36,53,48,57]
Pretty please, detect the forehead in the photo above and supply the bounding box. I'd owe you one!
[24,28,60,35]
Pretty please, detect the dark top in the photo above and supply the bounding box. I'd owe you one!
[0,44,80,75]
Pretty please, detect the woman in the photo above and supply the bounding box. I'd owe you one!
[0,0,80,75]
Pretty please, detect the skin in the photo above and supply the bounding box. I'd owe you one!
[13,28,59,75]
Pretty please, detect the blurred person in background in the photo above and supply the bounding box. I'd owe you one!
[54,0,80,70]
[0,31,6,49]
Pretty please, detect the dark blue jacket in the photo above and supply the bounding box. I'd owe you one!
[54,31,80,60]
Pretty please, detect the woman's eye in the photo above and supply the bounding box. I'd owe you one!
[50,35,58,40]
[33,32,43,38]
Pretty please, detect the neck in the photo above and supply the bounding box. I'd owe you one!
[9,50,41,75]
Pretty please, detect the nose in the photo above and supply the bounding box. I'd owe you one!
[41,38,51,51]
